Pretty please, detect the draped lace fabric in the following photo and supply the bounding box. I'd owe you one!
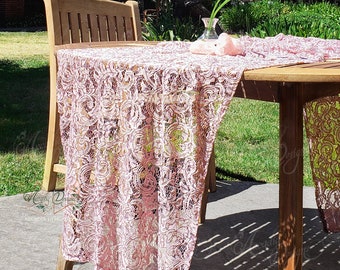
[56,35,340,269]
[304,96,340,233]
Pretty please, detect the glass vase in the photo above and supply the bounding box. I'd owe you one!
[198,17,219,40]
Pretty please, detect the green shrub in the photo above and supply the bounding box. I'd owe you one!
[143,16,201,41]
[143,6,202,41]
[220,0,291,34]
[220,0,340,39]
[250,2,340,38]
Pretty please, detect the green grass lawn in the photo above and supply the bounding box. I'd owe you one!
[0,31,49,196]
[0,31,313,197]
[216,98,313,184]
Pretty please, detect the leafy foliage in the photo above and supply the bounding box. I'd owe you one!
[142,4,203,41]
[143,16,201,41]
[220,0,340,39]
[220,0,288,34]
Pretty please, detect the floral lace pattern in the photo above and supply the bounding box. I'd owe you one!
[56,35,340,269]
[304,96,340,233]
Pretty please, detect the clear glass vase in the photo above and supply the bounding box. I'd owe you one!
[198,17,219,40]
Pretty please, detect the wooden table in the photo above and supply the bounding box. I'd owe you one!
[55,40,340,269]
[236,61,340,270]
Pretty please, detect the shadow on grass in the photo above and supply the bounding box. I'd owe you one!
[216,167,267,183]
[0,59,49,153]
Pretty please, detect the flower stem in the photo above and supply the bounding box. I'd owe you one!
[208,0,231,29]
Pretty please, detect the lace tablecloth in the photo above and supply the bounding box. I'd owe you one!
[56,34,340,269]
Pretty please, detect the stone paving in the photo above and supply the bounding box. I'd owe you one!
[1,180,339,270]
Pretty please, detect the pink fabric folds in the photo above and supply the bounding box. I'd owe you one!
[56,35,340,269]
[189,33,244,56]
[304,96,340,233]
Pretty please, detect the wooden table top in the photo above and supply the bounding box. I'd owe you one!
[244,60,340,82]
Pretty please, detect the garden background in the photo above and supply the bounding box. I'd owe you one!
[0,0,339,196]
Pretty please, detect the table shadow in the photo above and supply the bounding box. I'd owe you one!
[193,207,340,269]
[207,178,266,204]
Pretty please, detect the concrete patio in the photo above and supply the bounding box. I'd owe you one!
[1,180,339,269]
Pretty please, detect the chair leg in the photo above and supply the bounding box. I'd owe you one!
[208,145,217,193]
[57,236,74,270]
[199,148,216,224]
[42,101,62,191]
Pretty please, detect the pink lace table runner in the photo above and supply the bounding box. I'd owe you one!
[56,34,340,270]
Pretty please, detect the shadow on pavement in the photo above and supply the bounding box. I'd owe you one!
[191,181,340,270]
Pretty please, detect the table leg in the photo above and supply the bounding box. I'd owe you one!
[278,83,304,270]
